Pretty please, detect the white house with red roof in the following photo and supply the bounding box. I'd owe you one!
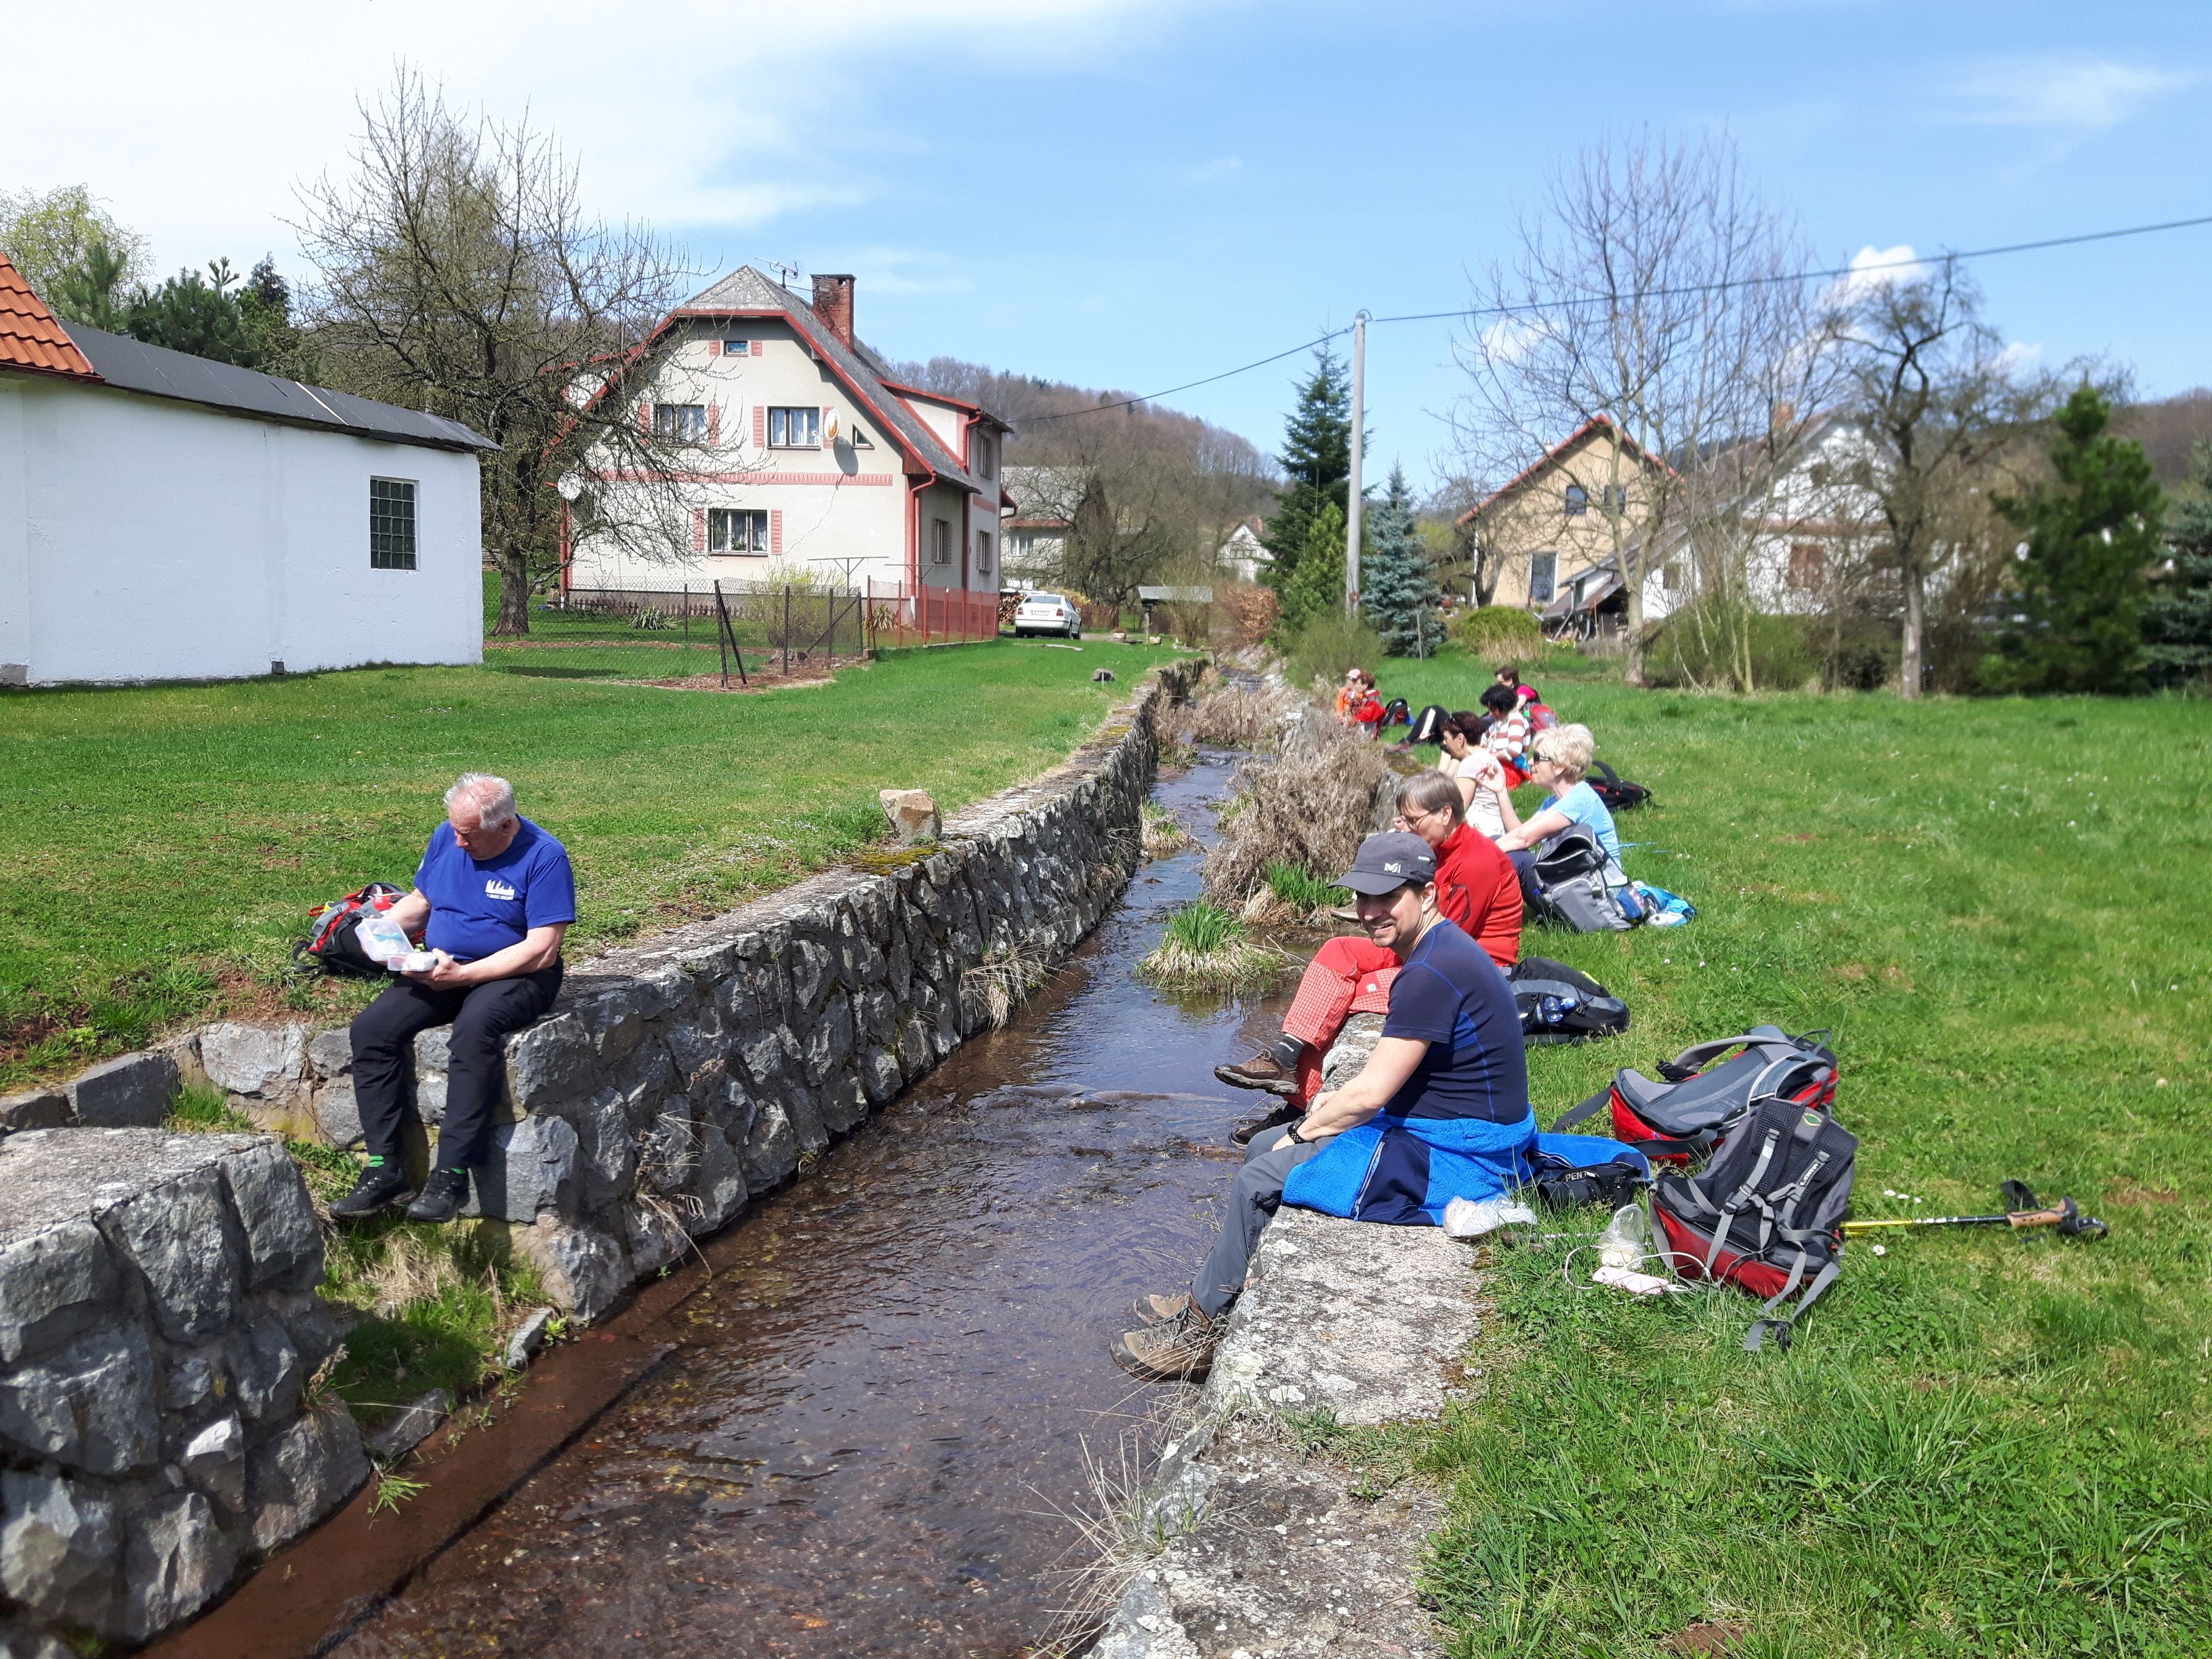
[0,253,492,686]
[565,268,1012,602]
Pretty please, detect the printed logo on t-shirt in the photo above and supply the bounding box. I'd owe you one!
[485,878,518,901]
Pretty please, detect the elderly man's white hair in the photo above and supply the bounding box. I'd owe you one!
[445,773,518,829]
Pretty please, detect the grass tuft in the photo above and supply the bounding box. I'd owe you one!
[1263,859,1349,916]
[1138,902,1286,992]
[1141,804,1195,859]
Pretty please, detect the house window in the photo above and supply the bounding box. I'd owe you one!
[369,478,417,571]
[722,338,751,357]
[1529,550,1557,605]
[1787,542,1827,590]
[1563,483,1589,516]
[975,530,994,575]
[1602,484,1629,510]
[851,424,873,449]
[709,508,770,554]
[1662,562,1683,591]
[931,519,953,565]
[653,403,708,443]
[973,432,995,480]
[768,406,820,447]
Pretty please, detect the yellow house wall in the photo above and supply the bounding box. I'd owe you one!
[1474,430,1658,611]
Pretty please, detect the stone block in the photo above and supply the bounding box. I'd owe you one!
[783,1088,829,1157]
[819,1074,869,1136]
[621,1202,684,1278]
[198,1025,306,1099]
[121,1489,237,1639]
[505,1015,596,1112]
[860,1047,903,1107]
[513,1220,628,1322]
[246,1408,369,1553]
[804,990,855,1085]
[596,1011,644,1063]
[180,1415,245,1513]
[558,1090,635,1214]
[686,1123,747,1234]
[632,964,696,1021]
[0,1222,119,1365]
[305,1028,354,1080]
[501,1308,556,1371]
[98,1170,239,1343]
[218,1143,323,1292]
[0,1616,75,1659]
[741,1099,798,1191]
[880,787,941,845]
[0,1323,159,1475]
[787,938,833,1019]
[363,1389,451,1461]
[309,1079,364,1149]
[463,1115,579,1223]
[413,1025,453,1074]
[225,1316,303,1423]
[415,1070,447,1124]
[0,1469,120,1633]
[896,1017,932,1081]
[159,1346,218,1414]
[0,1092,70,1134]
[65,1052,178,1129]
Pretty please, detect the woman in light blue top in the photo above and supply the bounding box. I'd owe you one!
[1492,722,1624,901]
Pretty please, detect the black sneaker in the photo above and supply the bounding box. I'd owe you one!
[403,1170,472,1224]
[329,1166,414,1219]
[1229,1104,1302,1147]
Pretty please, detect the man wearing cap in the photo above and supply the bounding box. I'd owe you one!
[1113,830,1529,1382]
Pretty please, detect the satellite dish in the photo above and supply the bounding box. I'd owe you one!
[556,474,586,502]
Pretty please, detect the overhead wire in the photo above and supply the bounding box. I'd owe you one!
[1024,210,2212,424]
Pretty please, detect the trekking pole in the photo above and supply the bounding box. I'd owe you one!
[1841,1183,2107,1242]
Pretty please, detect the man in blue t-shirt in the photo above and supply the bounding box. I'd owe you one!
[331,773,577,1224]
[1113,832,1528,1382]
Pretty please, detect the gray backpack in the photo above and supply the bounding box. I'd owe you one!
[1532,825,1629,933]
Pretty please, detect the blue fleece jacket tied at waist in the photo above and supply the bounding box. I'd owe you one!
[1280,1111,1645,1226]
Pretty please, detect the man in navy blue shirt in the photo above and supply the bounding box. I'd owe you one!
[1114,832,1527,1382]
[331,773,577,1223]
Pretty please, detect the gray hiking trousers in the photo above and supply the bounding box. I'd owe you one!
[1190,1127,1328,1317]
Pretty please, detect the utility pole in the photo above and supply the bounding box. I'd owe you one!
[1345,310,1368,615]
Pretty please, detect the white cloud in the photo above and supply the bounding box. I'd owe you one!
[1824,243,1922,305]
[1995,340,2044,372]
[0,0,1192,279]
[1953,56,2194,130]
[1478,315,1542,364]
[1184,155,1244,185]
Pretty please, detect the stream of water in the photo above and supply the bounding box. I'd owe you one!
[333,755,1288,1658]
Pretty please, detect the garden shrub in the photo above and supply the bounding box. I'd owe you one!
[1452,605,1544,659]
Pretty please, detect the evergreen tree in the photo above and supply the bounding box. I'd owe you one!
[1277,501,1347,633]
[124,258,264,368]
[1361,465,1442,657]
[1262,347,1353,590]
[1981,386,2163,695]
[46,239,132,333]
[2144,441,2212,689]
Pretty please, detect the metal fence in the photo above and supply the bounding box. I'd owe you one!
[865,579,1005,649]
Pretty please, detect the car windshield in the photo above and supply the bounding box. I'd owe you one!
[1025,594,1064,607]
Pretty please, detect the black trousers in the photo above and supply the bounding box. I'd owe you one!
[348,965,563,1172]
[1508,848,1542,907]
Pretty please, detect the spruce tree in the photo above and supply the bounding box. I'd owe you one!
[1262,347,1353,590]
[2143,441,2212,689]
[1981,386,2163,695]
[1277,501,1347,633]
[1361,465,1441,657]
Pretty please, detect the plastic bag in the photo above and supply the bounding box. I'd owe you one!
[1597,1203,1650,1269]
[1442,1195,1538,1238]
[354,915,412,965]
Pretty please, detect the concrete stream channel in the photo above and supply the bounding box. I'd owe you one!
[161,754,1302,1658]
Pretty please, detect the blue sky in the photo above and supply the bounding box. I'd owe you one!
[9,0,2209,489]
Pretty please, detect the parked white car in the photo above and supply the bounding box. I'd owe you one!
[1012,592,1082,639]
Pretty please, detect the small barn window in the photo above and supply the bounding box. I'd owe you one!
[370,478,417,571]
[1529,550,1557,604]
[722,338,752,357]
[1563,483,1589,516]
[768,406,821,447]
[709,508,770,554]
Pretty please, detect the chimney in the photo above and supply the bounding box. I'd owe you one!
[811,274,854,348]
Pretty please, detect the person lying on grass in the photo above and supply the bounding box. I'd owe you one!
[1492,722,1625,907]
[1214,770,1521,1146]
[330,773,575,1225]
[1115,832,1529,1383]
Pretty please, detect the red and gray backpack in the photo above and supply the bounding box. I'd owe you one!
[1552,1026,1837,1164]
[291,882,408,978]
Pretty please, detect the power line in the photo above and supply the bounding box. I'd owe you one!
[1026,210,2212,424]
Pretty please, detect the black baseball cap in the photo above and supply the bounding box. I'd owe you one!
[1335,832,1437,895]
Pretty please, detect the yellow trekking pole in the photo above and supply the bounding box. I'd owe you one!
[1842,1181,2107,1242]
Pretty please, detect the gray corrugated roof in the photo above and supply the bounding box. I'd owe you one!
[61,325,495,452]
[676,268,994,493]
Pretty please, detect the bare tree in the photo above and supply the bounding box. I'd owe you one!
[1452,130,1828,680]
[293,70,695,636]
[1835,262,2057,696]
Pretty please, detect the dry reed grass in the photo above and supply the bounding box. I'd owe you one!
[1202,722,1392,907]
[1141,804,1195,859]
[1183,676,1300,751]
[963,943,1054,1027]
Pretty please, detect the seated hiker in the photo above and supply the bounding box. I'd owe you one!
[331,773,576,1223]
[1437,714,1509,838]
[1393,701,1452,751]
[1332,667,1370,722]
[1115,832,1530,1382]
[1494,722,1624,906]
[1214,772,1521,1144]
[1478,684,1530,783]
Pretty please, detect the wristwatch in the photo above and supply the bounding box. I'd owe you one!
[1285,1122,1309,1145]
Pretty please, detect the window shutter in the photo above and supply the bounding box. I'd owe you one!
[751,340,763,358]
[821,407,833,449]
[638,402,652,433]
[708,340,722,357]
[708,404,721,448]
[692,508,707,553]
[752,404,766,448]
[771,509,783,556]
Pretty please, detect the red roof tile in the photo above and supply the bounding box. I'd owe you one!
[0,253,101,383]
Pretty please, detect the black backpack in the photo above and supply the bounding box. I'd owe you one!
[1650,1095,1857,1352]
[1405,703,1450,745]
[291,882,409,978]
[1552,1025,1838,1163]
[1508,957,1630,1046]
[1587,760,1652,811]
[1531,825,1629,933]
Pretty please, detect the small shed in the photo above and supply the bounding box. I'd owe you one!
[1136,583,1213,640]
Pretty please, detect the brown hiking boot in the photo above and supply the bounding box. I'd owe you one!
[1214,1050,1298,1097]
[1130,1291,1193,1326]
[1112,1303,1222,1382]
[1229,1104,1300,1147]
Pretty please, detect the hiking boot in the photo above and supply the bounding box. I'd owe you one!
[1229,1104,1301,1147]
[329,1165,414,1219]
[1112,1303,1222,1382]
[1130,1291,1193,1326]
[1214,1051,1299,1097]
[403,1170,472,1224]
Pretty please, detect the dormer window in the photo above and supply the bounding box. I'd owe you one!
[722,338,758,358]
[1564,483,1589,516]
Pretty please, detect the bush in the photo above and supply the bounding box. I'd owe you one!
[1453,605,1543,659]
[1280,609,1389,691]
[1643,605,1818,691]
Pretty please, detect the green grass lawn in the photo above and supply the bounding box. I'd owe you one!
[0,636,1182,1089]
[1347,647,2212,1656]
